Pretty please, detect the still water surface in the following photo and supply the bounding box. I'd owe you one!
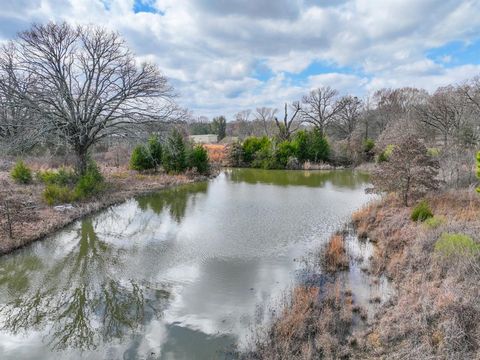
[0,169,372,359]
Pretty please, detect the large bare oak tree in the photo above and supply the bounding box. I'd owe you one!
[0,22,179,173]
[300,86,344,136]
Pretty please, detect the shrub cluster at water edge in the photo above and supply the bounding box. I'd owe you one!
[233,129,330,169]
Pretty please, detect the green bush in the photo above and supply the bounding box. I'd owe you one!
[148,136,163,169]
[427,147,440,157]
[162,129,187,173]
[252,145,279,169]
[130,145,154,171]
[434,233,480,256]
[187,145,210,174]
[423,216,445,229]
[37,167,76,186]
[292,131,309,162]
[363,139,375,161]
[307,129,330,162]
[411,200,433,222]
[43,184,76,205]
[11,160,32,184]
[363,139,375,153]
[242,136,270,164]
[275,141,297,167]
[74,160,105,199]
[377,144,395,163]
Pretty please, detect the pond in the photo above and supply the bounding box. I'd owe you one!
[0,168,372,359]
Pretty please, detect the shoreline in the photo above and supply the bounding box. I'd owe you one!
[0,167,217,256]
[242,189,480,359]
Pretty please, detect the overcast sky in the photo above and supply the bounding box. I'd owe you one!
[1,0,480,118]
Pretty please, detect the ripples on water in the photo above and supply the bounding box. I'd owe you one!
[0,169,373,359]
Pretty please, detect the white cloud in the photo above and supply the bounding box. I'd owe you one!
[0,0,479,117]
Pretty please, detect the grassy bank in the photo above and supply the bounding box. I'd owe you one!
[242,189,480,359]
[0,163,215,255]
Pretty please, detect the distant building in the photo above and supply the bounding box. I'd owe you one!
[189,134,218,144]
[219,136,239,144]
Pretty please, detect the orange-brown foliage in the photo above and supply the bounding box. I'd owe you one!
[203,144,228,164]
[323,233,349,272]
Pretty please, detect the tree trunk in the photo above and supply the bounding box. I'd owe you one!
[76,148,88,175]
[403,177,410,206]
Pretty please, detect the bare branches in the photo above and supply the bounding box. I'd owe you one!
[300,87,344,136]
[415,86,466,146]
[275,102,300,141]
[254,107,277,137]
[0,22,178,173]
[333,96,363,142]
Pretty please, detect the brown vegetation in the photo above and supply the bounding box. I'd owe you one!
[245,189,480,359]
[242,281,356,360]
[203,143,228,164]
[322,233,349,273]
[351,190,480,359]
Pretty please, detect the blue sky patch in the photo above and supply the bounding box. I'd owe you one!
[133,0,164,15]
[426,39,480,67]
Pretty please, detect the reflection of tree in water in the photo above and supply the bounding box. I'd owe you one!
[136,182,208,222]
[226,168,370,189]
[0,219,170,350]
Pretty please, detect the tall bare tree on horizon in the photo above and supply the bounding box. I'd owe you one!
[300,86,345,136]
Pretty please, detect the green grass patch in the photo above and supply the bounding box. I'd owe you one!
[423,216,445,229]
[37,167,77,186]
[43,184,77,205]
[434,233,480,257]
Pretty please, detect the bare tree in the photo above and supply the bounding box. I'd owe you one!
[415,86,465,146]
[0,45,39,151]
[333,96,363,145]
[274,102,301,141]
[369,136,440,206]
[254,107,277,137]
[235,109,252,122]
[461,76,480,114]
[300,87,344,136]
[0,22,179,173]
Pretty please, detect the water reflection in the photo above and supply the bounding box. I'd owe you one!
[0,169,372,359]
[226,168,370,188]
[0,219,168,351]
[137,182,208,222]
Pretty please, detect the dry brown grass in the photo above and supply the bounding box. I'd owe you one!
[204,144,228,164]
[243,281,355,360]
[322,233,349,273]
[350,189,480,359]
[244,189,480,359]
